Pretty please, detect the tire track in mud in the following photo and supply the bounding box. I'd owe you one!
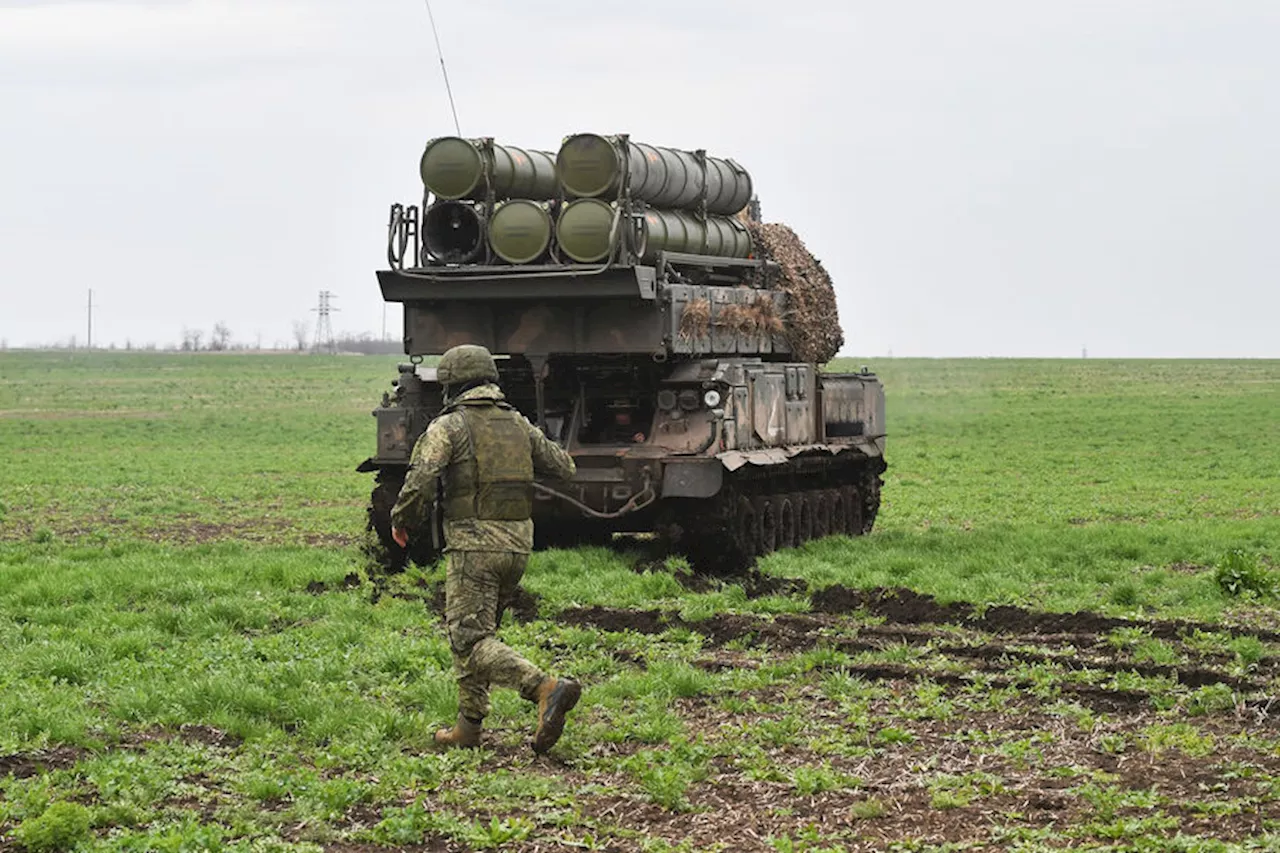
[558,586,1280,718]
[810,585,1280,643]
[559,606,1277,684]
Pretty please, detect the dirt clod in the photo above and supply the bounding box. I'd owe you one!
[177,724,243,749]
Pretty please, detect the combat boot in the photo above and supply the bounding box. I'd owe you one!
[532,678,581,754]
[433,715,481,749]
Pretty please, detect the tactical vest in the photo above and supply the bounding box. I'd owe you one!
[441,400,534,522]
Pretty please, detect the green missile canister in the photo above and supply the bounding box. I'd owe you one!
[420,137,558,201]
[555,198,618,263]
[556,133,753,215]
[556,199,752,264]
[488,199,553,264]
[637,208,752,262]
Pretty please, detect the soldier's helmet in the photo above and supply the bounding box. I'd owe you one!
[437,344,500,387]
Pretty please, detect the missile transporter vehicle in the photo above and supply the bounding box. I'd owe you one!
[360,133,886,573]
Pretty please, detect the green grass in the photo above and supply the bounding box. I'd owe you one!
[1,351,1278,850]
[847,359,1279,528]
[0,351,396,543]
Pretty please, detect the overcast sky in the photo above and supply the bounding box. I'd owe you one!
[1,1,1277,357]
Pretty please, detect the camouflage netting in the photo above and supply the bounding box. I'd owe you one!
[723,294,784,338]
[679,294,785,344]
[748,222,844,364]
[678,298,711,341]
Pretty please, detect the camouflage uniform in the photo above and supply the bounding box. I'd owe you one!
[391,382,576,725]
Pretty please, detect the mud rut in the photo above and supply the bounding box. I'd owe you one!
[321,579,1280,850]
[9,581,1279,852]
[560,591,1280,714]
[514,585,1280,851]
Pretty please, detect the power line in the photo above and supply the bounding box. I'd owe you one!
[424,0,461,135]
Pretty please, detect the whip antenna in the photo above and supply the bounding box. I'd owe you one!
[424,0,461,135]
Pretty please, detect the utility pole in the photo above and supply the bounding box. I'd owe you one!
[87,289,94,350]
[311,290,338,354]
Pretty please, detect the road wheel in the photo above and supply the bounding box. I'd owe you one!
[841,485,863,536]
[364,470,440,599]
[736,495,759,558]
[778,493,797,550]
[828,488,847,536]
[755,495,778,555]
[795,492,813,545]
[365,473,409,573]
[861,467,884,533]
[812,490,830,539]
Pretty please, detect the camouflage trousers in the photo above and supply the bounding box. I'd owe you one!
[444,550,546,721]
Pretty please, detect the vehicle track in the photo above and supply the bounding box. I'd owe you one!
[811,584,1280,642]
[667,458,886,573]
[558,586,1280,719]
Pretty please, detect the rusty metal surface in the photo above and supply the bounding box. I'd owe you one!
[751,371,786,444]
[718,439,882,472]
[739,362,815,447]
[371,364,443,465]
[375,408,412,460]
[821,373,886,443]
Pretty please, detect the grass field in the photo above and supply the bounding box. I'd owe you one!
[1,351,1278,852]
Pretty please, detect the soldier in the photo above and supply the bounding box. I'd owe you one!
[390,344,581,753]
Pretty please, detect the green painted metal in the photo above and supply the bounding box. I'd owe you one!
[555,198,617,263]
[556,199,752,264]
[488,200,553,264]
[556,133,753,215]
[637,209,753,262]
[420,137,557,201]
[420,137,484,199]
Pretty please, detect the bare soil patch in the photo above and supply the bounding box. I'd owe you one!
[811,584,1280,642]
[560,587,1280,722]
[0,746,85,779]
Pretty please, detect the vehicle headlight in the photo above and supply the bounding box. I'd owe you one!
[703,389,722,408]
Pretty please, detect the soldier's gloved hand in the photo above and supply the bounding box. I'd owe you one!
[391,526,408,548]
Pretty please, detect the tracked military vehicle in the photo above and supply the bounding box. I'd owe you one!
[359,133,886,573]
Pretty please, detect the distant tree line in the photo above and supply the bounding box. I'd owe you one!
[11,322,401,354]
[178,322,402,354]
